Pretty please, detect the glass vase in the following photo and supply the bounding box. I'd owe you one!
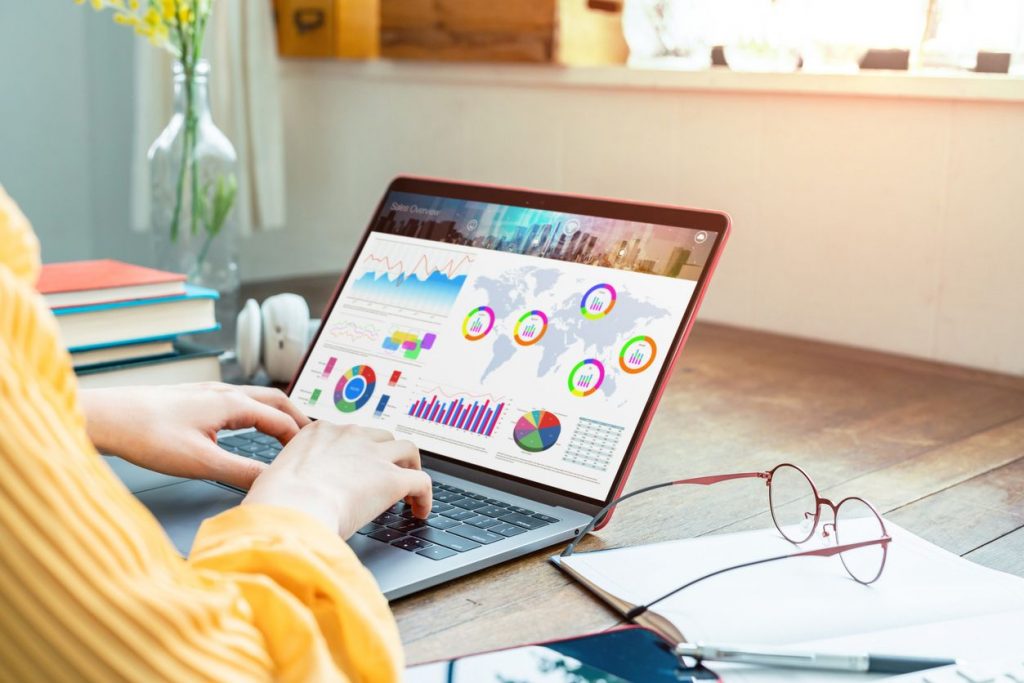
[149,59,240,346]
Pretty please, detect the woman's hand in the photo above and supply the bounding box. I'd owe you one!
[81,382,309,489]
[243,421,433,538]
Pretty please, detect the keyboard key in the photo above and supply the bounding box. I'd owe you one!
[254,448,280,461]
[452,498,487,510]
[508,506,536,515]
[464,492,487,500]
[533,514,559,523]
[426,516,461,530]
[219,435,253,448]
[387,502,405,514]
[417,546,457,561]
[446,485,467,495]
[388,518,428,533]
[391,536,433,552]
[431,502,455,513]
[238,442,263,454]
[411,527,481,552]
[250,433,281,446]
[368,528,404,543]
[441,508,476,521]
[400,508,417,519]
[500,513,549,530]
[373,512,402,526]
[448,525,504,545]
[465,516,500,529]
[434,490,461,503]
[490,523,528,537]
[475,505,508,518]
[484,498,507,506]
[357,523,382,535]
[433,483,456,492]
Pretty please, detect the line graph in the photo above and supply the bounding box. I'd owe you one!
[349,237,475,317]
[358,251,474,281]
[326,319,383,344]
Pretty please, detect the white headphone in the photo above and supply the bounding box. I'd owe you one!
[236,293,312,383]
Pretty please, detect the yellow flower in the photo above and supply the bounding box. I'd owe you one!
[143,7,160,25]
[112,11,138,26]
[129,0,139,8]
[159,0,175,21]
[90,0,103,9]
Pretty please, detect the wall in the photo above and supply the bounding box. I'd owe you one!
[0,3,95,262]
[1,15,1020,376]
[240,62,1024,376]
[0,2,138,264]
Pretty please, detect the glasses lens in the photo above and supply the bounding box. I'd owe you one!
[769,464,818,543]
[835,498,887,584]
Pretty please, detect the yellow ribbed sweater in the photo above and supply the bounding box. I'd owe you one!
[0,186,402,682]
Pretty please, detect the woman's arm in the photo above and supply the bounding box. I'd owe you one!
[80,383,310,489]
[0,185,423,681]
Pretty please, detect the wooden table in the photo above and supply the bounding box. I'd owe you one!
[244,277,1024,665]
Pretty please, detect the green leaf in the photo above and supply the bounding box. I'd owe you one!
[206,172,237,238]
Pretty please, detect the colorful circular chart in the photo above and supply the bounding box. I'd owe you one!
[619,335,657,374]
[334,365,376,413]
[513,410,562,453]
[513,310,548,346]
[462,306,495,341]
[568,359,605,397]
[580,284,617,320]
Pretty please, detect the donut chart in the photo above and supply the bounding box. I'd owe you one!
[334,365,376,413]
[462,306,495,341]
[513,410,561,453]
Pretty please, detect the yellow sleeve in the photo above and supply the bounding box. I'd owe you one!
[0,185,403,682]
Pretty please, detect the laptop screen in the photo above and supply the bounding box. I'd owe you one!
[290,182,724,505]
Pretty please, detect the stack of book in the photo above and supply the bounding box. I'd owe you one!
[37,259,224,389]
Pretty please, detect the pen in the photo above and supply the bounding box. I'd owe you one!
[674,642,957,674]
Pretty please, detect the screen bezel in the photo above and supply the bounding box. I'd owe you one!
[288,176,730,511]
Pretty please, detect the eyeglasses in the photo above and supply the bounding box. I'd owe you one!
[561,463,891,620]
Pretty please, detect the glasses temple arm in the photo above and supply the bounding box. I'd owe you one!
[624,536,892,621]
[560,472,769,558]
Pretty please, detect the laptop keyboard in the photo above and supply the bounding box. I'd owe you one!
[218,431,560,560]
[358,482,560,559]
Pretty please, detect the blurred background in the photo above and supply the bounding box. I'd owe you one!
[1,0,1022,376]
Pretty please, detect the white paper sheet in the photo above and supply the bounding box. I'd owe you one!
[560,520,1024,681]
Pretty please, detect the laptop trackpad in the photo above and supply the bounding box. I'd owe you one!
[134,480,243,556]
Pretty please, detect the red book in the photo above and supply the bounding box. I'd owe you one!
[36,259,187,309]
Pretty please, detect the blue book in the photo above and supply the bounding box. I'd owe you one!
[52,285,220,352]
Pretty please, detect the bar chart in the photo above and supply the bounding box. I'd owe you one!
[408,393,505,437]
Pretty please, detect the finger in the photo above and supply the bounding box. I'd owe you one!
[222,394,303,444]
[198,441,268,490]
[382,439,421,470]
[237,386,311,436]
[400,469,433,519]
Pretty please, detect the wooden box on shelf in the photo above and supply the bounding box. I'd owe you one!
[274,0,379,59]
[380,0,627,65]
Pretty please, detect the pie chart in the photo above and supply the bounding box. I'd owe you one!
[334,364,376,413]
[513,410,561,453]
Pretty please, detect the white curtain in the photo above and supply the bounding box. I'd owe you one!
[130,0,286,236]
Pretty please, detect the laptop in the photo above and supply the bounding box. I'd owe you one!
[117,177,730,600]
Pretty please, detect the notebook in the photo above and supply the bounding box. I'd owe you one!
[37,259,186,309]
[551,521,1024,681]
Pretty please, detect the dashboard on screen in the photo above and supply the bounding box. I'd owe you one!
[289,189,719,503]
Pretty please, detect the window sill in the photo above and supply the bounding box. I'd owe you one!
[280,59,1024,104]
